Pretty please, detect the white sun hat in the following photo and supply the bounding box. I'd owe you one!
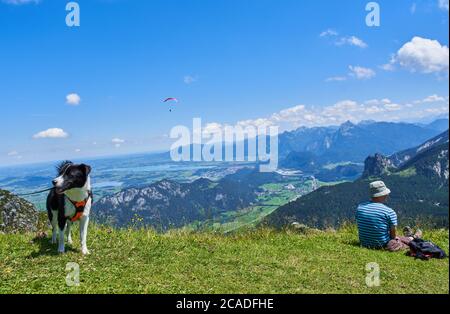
[370,181,391,198]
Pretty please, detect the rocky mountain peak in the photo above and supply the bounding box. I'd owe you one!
[337,121,357,136]
[362,153,395,178]
[341,120,355,129]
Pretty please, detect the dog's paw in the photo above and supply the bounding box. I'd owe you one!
[81,248,90,255]
[67,238,73,245]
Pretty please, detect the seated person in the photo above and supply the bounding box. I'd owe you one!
[356,180,421,251]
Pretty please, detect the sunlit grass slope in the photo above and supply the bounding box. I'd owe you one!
[0,225,448,294]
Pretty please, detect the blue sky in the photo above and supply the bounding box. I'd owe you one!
[0,0,448,166]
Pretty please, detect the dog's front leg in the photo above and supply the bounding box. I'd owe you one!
[51,210,58,244]
[58,228,65,253]
[80,216,90,255]
[66,221,73,245]
[57,215,67,254]
[51,227,58,244]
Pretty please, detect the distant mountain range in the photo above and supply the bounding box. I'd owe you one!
[277,118,448,180]
[279,119,447,167]
[265,130,449,229]
[415,118,449,133]
[163,119,448,181]
[92,168,284,230]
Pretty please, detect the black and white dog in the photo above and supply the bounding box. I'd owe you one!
[47,161,92,255]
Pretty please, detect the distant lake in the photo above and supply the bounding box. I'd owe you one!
[92,181,123,188]
[103,164,216,172]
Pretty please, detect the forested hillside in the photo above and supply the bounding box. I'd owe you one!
[266,131,449,229]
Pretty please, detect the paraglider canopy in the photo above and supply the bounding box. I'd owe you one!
[163,98,178,112]
[163,97,178,103]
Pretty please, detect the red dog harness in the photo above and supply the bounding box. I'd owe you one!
[68,191,93,222]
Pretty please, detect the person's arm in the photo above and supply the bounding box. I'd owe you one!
[388,209,398,240]
[390,225,397,240]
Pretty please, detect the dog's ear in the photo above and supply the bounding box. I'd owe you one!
[81,164,92,176]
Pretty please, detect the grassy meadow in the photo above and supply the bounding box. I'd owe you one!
[0,225,448,294]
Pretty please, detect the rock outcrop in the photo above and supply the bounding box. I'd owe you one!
[0,189,39,233]
[362,153,395,178]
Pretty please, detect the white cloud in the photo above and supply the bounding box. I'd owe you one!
[348,65,376,80]
[422,94,446,103]
[380,63,395,71]
[112,138,125,148]
[439,0,449,11]
[320,30,367,49]
[325,76,347,82]
[33,128,69,139]
[393,37,449,74]
[75,148,81,153]
[202,122,224,136]
[327,66,375,82]
[379,54,397,72]
[336,36,368,48]
[364,98,392,106]
[66,93,81,106]
[2,0,40,4]
[414,104,449,120]
[237,118,275,129]
[6,150,23,160]
[202,94,448,133]
[183,75,197,84]
[197,118,276,139]
[272,105,308,124]
[384,103,402,111]
[112,138,125,143]
[364,99,382,106]
[320,29,338,37]
[414,94,447,104]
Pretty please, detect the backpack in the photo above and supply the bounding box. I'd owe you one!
[407,238,447,260]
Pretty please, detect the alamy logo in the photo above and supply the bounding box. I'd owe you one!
[366,2,380,27]
[365,262,380,287]
[65,262,80,287]
[66,2,80,27]
[170,118,279,172]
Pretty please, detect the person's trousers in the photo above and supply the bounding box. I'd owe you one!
[386,236,413,252]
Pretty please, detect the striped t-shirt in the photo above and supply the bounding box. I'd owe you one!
[356,202,398,248]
